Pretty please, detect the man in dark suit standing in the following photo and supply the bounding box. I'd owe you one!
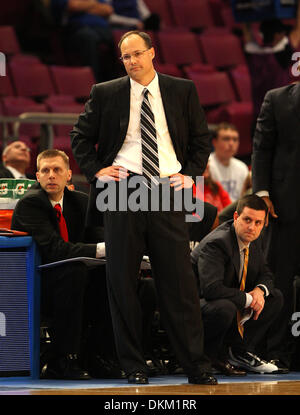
[0,140,32,179]
[71,30,217,385]
[191,194,285,374]
[252,83,300,368]
[11,149,110,380]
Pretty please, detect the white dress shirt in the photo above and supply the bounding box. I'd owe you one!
[113,72,182,177]
[236,233,269,309]
[5,165,26,179]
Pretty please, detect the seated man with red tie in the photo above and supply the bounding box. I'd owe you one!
[191,194,287,375]
[11,149,113,380]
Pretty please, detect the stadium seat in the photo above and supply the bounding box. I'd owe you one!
[53,136,81,174]
[157,31,203,65]
[220,5,242,31]
[187,71,236,106]
[45,98,84,137]
[0,72,15,97]
[209,0,229,26]
[2,96,48,137]
[201,26,232,36]
[45,95,78,107]
[9,54,41,65]
[183,63,216,78]
[198,33,246,68]
[143,0,175,27]
[229,64,252,102]
[50,66,96,100]
[154,63,183,77]
[9,61,56,98]
[169,0,215,29]
[0,26,20,55]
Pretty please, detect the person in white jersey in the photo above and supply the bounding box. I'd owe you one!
[209,123,250,202]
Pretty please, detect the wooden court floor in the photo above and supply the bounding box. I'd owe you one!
[2,380,300,395]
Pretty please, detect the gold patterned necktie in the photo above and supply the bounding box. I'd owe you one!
[237,247,249,338]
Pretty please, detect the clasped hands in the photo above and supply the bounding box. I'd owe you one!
[95,165,194,190]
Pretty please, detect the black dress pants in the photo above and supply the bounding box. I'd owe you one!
[41,262,89,356]
[103,185,211,376]
[201,288,284,359]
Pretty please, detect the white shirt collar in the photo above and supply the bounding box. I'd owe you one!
[236,232,250,253]
[5,165,26,179]
[130,72,159,99]
[49,195,64,211]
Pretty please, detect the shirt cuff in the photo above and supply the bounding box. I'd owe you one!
[257,284,269,297]
[96,242,106,258]
[245,293,253,308]
[256,190,269,198]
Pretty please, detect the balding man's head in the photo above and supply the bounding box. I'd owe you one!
[2,141,31,172]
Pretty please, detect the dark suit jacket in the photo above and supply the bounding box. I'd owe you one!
[252,82,300,223]
[191,220,275,310]
[70,73,211,225]
[0,166,14,178]
[0,165,35,179]
[11,186,97,264]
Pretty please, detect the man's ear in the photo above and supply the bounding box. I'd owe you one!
[150,47,155,60]
[233,211,238,221]
[67,169,72,182]
[36,171,40,182]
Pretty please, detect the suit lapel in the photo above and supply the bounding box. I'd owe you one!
[62,189,81,241]
[230,224,240,282]
[157,73,178,145]
[39,188,59,229]
[117,76,131,143]
[289,82,300,122]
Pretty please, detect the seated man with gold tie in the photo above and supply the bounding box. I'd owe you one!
[191,194,287,375]
[10,149,116,380]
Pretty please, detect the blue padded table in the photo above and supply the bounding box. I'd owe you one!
[0,236,40,379]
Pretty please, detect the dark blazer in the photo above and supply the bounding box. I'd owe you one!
[0,166,14,178]
[11,186,97,264]
[0,165,35,180]
[252,82,300,223]
[191,220,275,310]
[70,73,211,225]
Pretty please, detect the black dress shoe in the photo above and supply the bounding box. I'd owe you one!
[88,355,126,379]
[188,372,218,385]
[128,371,149,384]
[41,354,91,380]
[213,360,247,376]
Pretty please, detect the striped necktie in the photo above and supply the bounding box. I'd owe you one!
[237,247,249,338]
[141,88,160,186]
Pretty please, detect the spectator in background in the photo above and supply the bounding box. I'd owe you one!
[242,0,300,124]
[209,123,249,202]
[50,0,119,82]
[201,161,232,214]
[107,0,160,31]
[0,140,33,179]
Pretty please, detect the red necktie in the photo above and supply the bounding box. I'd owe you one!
[53,203,69,242]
